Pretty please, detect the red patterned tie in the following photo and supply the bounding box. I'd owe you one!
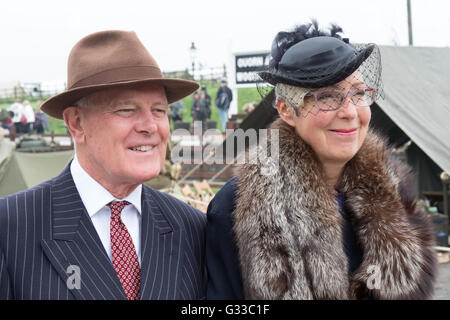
[109,200,141,300]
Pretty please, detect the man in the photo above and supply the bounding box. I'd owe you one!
[215,78,232,133]
[0,30,206,300]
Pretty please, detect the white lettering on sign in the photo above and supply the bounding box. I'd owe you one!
[237,56,264,68]
[236,71,259,83]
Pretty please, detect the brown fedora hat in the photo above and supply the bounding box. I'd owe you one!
[40,30,199,119]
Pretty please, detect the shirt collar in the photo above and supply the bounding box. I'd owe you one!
[70,155,142,218]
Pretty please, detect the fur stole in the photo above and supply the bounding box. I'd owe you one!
[233,118,438,299]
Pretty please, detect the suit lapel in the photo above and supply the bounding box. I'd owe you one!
[139,187,184,300]
[41,166,126,300]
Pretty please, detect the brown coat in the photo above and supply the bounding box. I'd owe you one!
[233,119,438,299]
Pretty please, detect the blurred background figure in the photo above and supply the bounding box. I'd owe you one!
[170,100,184,123]
[34,100,49,134]
[22,100,35,134]
[201,85,212,119]
[0,109,13,130]
[242,102,256,114]
[7,99,24,134]
[198,89,209,130]
[191,91,201,121]
[215,77,232,133]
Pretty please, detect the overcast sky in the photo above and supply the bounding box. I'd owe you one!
[1,0,449,84]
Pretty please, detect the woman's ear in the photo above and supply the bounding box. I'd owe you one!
[276,99,296,127]
[63,106,85,144]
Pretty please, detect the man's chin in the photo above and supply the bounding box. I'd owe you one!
[117,165,161,184]
[136,168,162,184]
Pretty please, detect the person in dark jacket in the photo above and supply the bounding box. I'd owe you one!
[0,30,206,300]
[170,100,184,123]
[201,85,212,119]
[191,91,209,131]
[206,21,437,300]
[215,78,232,133]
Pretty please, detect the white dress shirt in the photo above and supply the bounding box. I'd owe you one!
[70,156,142,265]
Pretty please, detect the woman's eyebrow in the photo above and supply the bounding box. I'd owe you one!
[327,81,365,90]
[352,81,365,87]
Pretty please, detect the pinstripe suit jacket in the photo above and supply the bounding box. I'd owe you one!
[0,165,207,300]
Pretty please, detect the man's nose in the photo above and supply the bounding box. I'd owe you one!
[135,109,158,134]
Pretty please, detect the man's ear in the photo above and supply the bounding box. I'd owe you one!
[276,99,296,127]
[63,106,85,144]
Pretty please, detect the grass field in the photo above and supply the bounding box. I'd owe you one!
[0,80,262,134]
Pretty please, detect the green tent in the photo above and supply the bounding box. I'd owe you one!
[0,141,74,196]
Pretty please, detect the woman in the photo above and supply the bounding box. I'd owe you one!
[206,22,437,300]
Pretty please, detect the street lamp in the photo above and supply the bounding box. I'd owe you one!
[190,42,197,80]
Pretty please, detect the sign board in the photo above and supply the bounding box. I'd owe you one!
[235,52,270,84]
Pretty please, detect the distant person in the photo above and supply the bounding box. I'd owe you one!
[0,111,14,130]
[36,99,50,132]
[22,100,35,134]
[34,109,49,134]
[197,90,209,131]
[215,77,232,133]
[242,102,255,114]
[191,91,201,121]
[7,99,24,134]
[170,100,184,123]
[201,85,211,119]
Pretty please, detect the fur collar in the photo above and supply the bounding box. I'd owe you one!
[233,119,437,299]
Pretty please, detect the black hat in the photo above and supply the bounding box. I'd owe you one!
[256,21,383,97]
[259,36,375,88]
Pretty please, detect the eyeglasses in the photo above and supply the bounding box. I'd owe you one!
[304,87,376,111]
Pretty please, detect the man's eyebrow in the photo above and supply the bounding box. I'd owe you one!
[106,99,136,109]
[108,100,168,108]
[151,101,168,107]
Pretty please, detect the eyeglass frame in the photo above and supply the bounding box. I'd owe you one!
[304,86,376,111]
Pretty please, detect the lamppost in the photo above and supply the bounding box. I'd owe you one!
[190,42,197,80]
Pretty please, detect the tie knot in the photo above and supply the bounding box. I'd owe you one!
[108,200,130,219]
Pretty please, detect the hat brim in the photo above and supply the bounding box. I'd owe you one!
[41,78,199,119]
[258,45,374,88]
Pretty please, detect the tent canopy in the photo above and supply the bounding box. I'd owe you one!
[378,45,450,174]
[0,148,74,197]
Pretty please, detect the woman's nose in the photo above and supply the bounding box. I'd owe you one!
[337,96,358,119]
